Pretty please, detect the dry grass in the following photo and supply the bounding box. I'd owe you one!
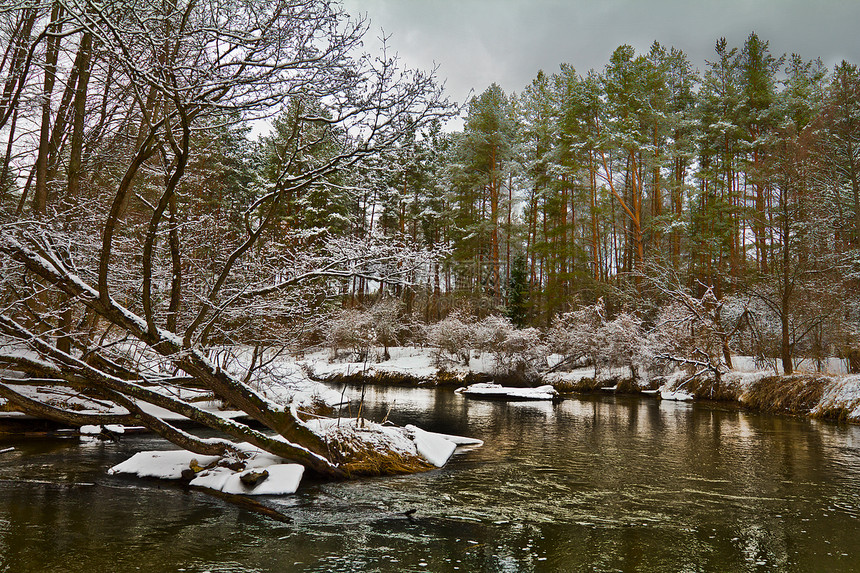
[616,377,646,394]
[324,371,431,387]
[741,375,828,414]
[341,448,435,477]
[680,375,742,402]
[435,370,493,387]
[313,420,436,478]
[551,376,600,393]
[294,397,336,420]
[0,402,19,413]
[551,374,640,394]
[813,405,856,422]
[323,369,493,388]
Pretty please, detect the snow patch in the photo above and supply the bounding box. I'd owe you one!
[109,450,220,480]
[305,417,480,467]
[404,424,457,467]
[659,387,694,401]
[454,383,559,401]
[80,424,126,435]
[108,446,305,495]
[812,375,860,422]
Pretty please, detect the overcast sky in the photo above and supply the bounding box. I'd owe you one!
[342,0,860,116]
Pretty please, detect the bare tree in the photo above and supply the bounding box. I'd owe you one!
[0,0,449,477]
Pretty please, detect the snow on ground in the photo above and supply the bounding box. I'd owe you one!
[454,383,559,401]
[255,376,346,409]
[300,347,440,380]
[723,370,770,393]
[812,374,860,422]
[306,417,417,459]
[657,369,771,401]
[732,355,849,375]
[298,346,503,381]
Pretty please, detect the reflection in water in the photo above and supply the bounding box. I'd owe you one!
[2,388,860,572]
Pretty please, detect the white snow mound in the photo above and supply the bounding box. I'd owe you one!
[108,450,220,480]
[404,424,457,467]
[659,386,695,401]
[455,383,558,401]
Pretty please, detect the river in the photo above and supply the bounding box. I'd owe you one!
[1,387,859,572]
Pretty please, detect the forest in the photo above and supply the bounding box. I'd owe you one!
[0,0,858,474]
[333,35,860,379]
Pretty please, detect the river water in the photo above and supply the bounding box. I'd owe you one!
[2,387,860,572]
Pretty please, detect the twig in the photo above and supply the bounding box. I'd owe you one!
[381,401,394,425]
[356,383,366,428]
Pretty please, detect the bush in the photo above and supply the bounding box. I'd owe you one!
[327,309,376,361]
[425,311,475,366]
[492,326,548,380]
[327,298,405,361]
[473,315,515,355]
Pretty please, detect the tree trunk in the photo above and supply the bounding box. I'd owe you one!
[33,2,64,217]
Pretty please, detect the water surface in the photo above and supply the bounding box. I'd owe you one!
[1,388,859,572]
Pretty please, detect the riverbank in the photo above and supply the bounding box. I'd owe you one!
[3,346,858,432]
[301,346,860,425]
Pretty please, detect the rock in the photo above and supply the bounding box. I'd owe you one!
[239,469,269,487]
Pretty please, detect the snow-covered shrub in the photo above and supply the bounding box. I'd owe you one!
[493,327,548,380]
[546,299,606,373]
[546,299,644,378]
[601,311,644,378]
[646,288,741,380]
[326,298,405,362]
[425,311,475,365]
[473,315,515,355]
[368,298,404,360]
[327,308,376,361]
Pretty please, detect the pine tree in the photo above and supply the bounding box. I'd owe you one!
[456,83,517,306]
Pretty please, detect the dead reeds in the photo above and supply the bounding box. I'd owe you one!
[740,375,828,415]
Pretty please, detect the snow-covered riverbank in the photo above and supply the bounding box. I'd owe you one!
[299,346,860,424]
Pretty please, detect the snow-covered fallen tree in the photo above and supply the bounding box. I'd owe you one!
[0,0,452,480]
[108,424,481,494]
